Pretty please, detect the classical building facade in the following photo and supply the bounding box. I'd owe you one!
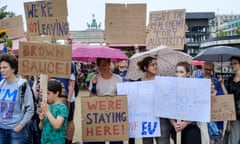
[71,14,104,45]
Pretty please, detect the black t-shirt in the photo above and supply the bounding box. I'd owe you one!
[226,75,240,119]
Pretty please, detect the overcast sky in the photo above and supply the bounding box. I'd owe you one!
[1,0,240,30]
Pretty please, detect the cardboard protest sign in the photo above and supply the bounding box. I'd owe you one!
[28,35,52,43]
[24,0,69,39]
[0,15,24,39]
[24,0,68,19]
[105,3,146,44]
[211,94,236,121]
[18,41,71,78]
[146,9,186,50]
[117,81,161,138]
[81,96,128,142]
[153,76,211,122]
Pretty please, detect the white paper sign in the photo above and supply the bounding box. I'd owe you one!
[154,76,211,122]
[117,81,161,138]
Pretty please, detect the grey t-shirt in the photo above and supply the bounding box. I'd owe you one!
[0,81,22,129]
[89,74,122,96]
[0,77,34,129]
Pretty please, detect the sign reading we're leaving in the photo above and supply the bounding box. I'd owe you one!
[24,0,69,39]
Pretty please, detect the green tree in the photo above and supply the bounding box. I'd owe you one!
[0,5,15,19]
[124,50,134,58]
[217,30,226,37]
[236,27,240,35]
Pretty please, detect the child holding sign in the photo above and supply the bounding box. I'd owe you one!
[170,61,201,144]
[39,80,68,144]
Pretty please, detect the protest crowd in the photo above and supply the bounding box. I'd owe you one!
[1,1,240,144]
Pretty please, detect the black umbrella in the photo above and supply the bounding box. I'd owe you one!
[194,46,240,73]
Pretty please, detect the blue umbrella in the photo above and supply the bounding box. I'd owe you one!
[194,46,240,62]
[194,46,240,73]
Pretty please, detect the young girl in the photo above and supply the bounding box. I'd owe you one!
[39,80,69,144]
[170,61,201,144]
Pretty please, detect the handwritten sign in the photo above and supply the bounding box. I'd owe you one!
[105,3,146,44]
[28,35,52,43]
[24,0,68,39]
[18,41,71,78]
[211,94,236,121]
[146,9,186,50]
[81,96,128,142]
[153,76,211,122]
[0,15,24,39]
[117,81,161,138]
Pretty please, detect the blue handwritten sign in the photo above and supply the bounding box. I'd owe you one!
[153,76,211,122]
[146,9,186,50]
[117,81,161,138]
[24,0,67,19]
[26,17,69,38]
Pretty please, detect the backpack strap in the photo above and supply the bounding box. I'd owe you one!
[0,79,5,88]
[20,82,27,112]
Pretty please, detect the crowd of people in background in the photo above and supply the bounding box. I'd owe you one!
[0,34,240,144]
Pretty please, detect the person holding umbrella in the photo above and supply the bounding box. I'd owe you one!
[224,56,240,144]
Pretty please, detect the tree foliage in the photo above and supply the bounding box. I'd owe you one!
[236,27,240,35]
[0,5,15,19]
[217,30,226,37]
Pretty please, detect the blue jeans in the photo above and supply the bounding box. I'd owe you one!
[0,127,28,144]
[26,119,41,144]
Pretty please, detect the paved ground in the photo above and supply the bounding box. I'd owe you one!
[72,89,173,144]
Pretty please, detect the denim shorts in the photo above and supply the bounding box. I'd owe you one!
[0,127,28,144]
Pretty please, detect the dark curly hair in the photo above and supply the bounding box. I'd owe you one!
[138,56,157,72]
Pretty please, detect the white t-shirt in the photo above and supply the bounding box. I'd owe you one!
[89,74,122,96]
